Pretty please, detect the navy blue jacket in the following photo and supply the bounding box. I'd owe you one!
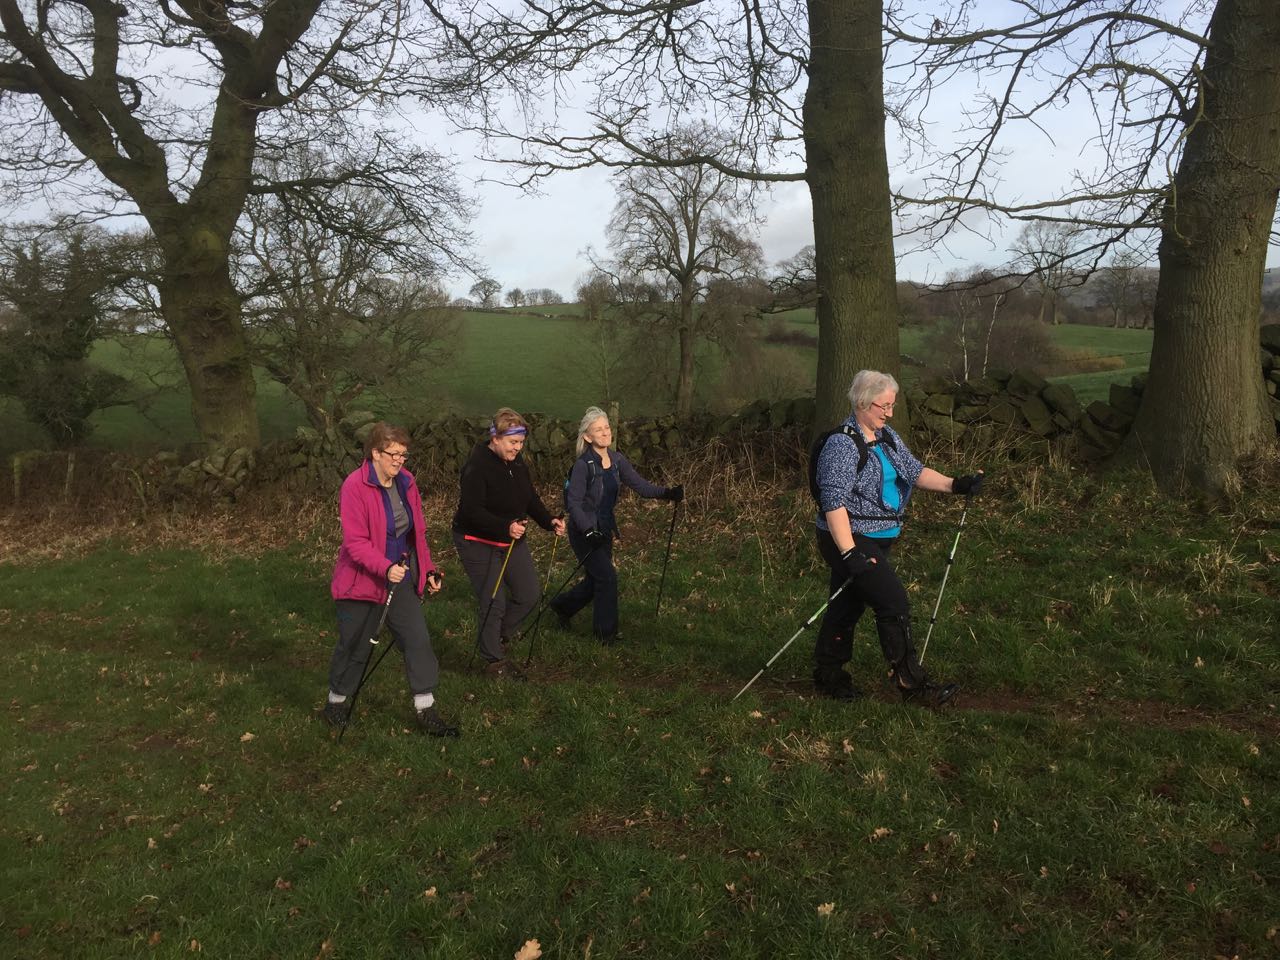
[565,448,666,535]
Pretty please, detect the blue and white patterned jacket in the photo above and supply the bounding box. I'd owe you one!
[815,419,924,535]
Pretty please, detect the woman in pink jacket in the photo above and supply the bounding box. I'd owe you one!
[323,422,459,737]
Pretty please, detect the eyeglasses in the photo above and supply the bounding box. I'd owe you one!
[378,449,409,462]
[870,401,895,414]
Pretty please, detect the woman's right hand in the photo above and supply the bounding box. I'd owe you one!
[509,518,528,540]
[387,562,408,584]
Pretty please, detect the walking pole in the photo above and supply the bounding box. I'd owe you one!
[467,535,519,671]
[337,553,408,743]
[542,523,561,594]
[654,499,680,617]
[522,538,604,667]
[731,579,853,702]
[919,496,970,665]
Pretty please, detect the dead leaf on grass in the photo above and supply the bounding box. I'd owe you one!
[313,939,335,959]
[239,732,256,742]
[513,938,543,960]
[189,939,201,952]
[147,931,162,947]
[423,887,438,899]
[869,827,893,841]
[816,902,835,917]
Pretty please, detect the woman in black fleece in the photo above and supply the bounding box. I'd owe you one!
[452,407,565,677]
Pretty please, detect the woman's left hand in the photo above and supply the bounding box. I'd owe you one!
[426,570,444,595]
[551,517,566,537]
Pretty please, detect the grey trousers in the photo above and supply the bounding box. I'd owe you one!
[328,581,439,697]
[453,532,541,662]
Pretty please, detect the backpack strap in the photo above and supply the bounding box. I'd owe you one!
[814,424,905,523]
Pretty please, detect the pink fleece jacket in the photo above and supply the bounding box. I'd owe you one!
[330,461,436,603]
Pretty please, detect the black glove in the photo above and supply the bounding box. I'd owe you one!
[840,547,877,579]
[663,484,684,503]
[584,528,608,547]
[952,473,984,496]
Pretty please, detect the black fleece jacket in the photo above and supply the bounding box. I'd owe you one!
[451,442,555,542]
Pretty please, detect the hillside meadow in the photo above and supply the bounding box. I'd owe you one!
[2,441,1277,958]
[0,307,1152,457]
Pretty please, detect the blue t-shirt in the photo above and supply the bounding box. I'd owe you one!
[865,446,901,539]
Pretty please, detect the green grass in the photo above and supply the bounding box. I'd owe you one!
[2,459,1278,958]
[0,312,1152,454]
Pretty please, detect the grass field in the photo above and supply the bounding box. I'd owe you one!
[2,453,1278,958]
[0,309,1152,456]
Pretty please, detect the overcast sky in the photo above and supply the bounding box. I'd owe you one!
[6,0,1275,303]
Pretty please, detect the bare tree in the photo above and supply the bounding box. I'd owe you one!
[770,246,819,312]
[1010,222,1084,326]
[1095,253,1146,329]
[470,278,502,309]
[238,168,459,432]
[885,0,1279,494]
[429,0,901,431]
[603,126,763,416]
[527,288,564,306]
[573,269,625,401]
[505,288,526,308]
[0,0,474,448]
[924,269,1022,381]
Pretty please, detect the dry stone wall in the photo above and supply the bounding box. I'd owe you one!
[7,329,1279,508]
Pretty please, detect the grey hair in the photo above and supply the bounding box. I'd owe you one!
[847,370,900,411]
[576,405,610,455]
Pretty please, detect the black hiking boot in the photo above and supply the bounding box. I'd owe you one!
[594,630,622,646]
[878,614,958,708]
[813,666,861,702]
[321,700,351,728]
[896,676,959,708]
[415,705,461,738]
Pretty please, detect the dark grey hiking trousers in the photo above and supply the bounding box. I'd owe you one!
[452,532,541,662]
[329,580,439,697]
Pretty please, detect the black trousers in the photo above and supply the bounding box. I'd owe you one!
[551,528,618,636]
[813,528,910,669]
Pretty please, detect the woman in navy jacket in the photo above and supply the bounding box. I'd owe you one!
[549,406,681,644]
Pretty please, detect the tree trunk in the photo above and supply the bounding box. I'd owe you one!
[805,0,901,433]
[1121,0,1279,495]
[158,232,260,449]
[675,293,696,418]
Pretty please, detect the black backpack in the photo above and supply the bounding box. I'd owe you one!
[808,424,901,514]
[564,455,599,511]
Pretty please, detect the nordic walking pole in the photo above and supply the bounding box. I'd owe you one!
[654,498,680,617]
[919,496,970,665]
[522,537,605,667]
[467,531,520,671]
[337,553,408,743]
[732,579,853,702]
[541,521,562,594]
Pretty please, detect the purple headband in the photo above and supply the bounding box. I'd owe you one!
[490,424,528,437]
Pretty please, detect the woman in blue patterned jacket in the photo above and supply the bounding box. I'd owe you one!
[549,406,682,644]
[812,370,984,705]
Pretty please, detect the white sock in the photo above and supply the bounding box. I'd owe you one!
[413,692,435,711]
[328,691,347,704]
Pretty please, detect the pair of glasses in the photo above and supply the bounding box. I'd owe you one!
[870,401,895,413]
[379,450,409,462]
